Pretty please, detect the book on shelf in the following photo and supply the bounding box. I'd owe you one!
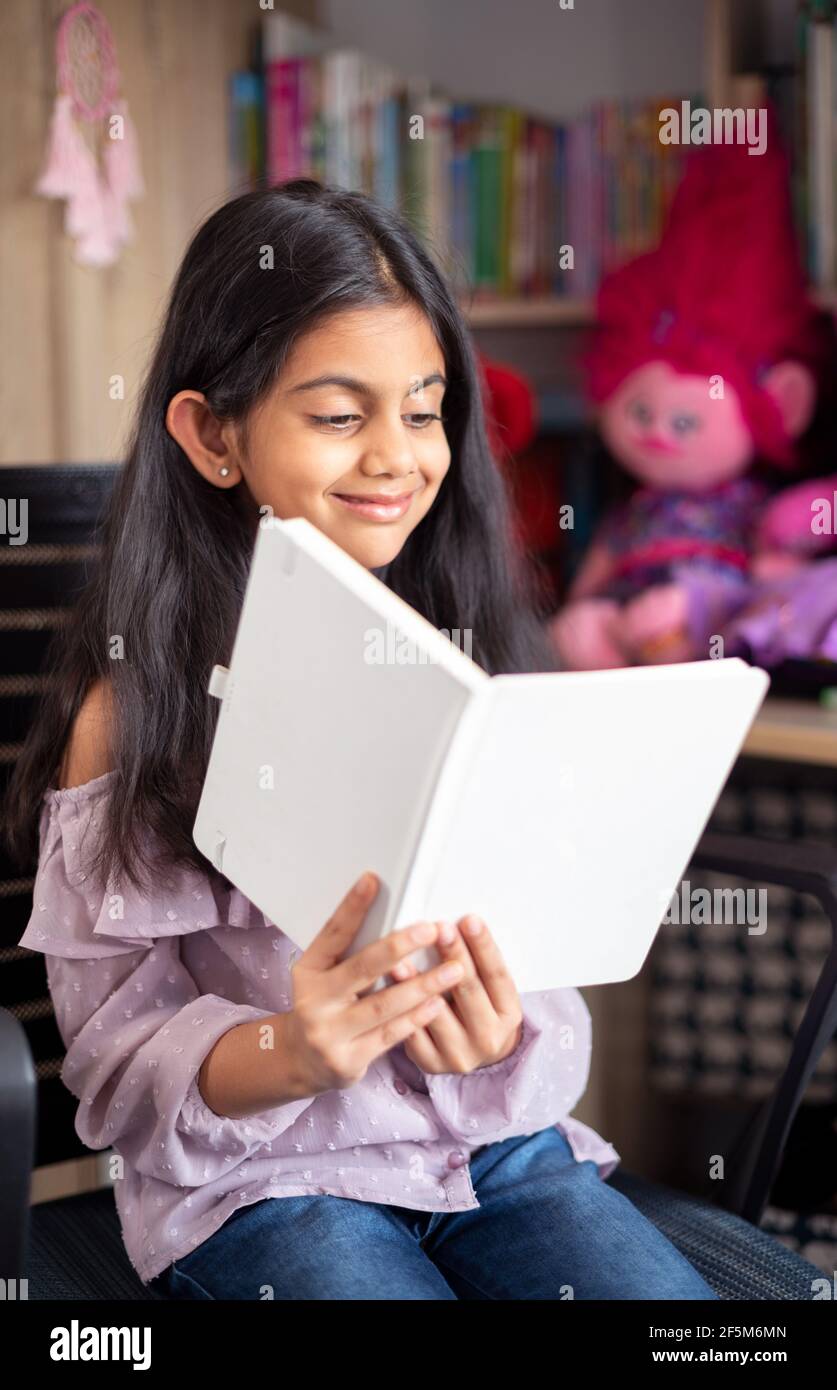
[760,0,837,294]
[228,72,264,195]
[226,9,691,302]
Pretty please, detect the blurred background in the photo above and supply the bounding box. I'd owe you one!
[2,0,837,1277]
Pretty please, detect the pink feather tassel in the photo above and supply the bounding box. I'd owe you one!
[104,100,145,202]
[35,92,95,200]
[35,22,144,269]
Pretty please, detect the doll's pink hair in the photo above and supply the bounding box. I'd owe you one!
[586,109,830,465]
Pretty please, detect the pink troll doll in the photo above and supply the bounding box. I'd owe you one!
[549,117,830,669]
[756,466,837,566]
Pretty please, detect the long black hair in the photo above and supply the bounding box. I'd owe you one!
[4,179,555,890]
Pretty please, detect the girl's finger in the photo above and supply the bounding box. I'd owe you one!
[403,1010,447,1071]
[393,957,467,1069]
[331,919,442,1000]
[454,915,519,1018]
[419,991,471,1064]
[355,994,446,1072]
[347,958,465,1039]
[302,871,380,972]
[434,918,496,1030]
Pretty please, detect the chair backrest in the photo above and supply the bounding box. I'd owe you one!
[0,464,119,1167]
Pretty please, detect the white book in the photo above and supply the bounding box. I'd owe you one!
[262,11,327,63]
[323,50,363,190]
[193,517,770,993]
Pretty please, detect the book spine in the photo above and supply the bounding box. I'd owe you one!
[509,112,528,294]
[229,72,264,192]
[427,95,452,268]
[553,124,566,295]
[521,115,536,294]
[308,58,327,183]
[401,79,432,238]
[374,79,401,210]
[268,57,304,184]
[392,691,492,951]
[450,103,475,289]
[472,107,502,290]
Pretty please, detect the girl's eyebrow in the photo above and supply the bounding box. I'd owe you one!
[288,372,447,396]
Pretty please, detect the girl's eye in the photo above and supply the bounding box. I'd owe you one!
[404,413,442,428]
[628,400,652,426]
[310,415,361,431]
[309,413,442,431]
[672,413,700,435]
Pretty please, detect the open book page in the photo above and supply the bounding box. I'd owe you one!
[400,661,769,992]
[194,518,487,953]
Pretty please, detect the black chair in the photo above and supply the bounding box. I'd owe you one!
[0,463,832,1300]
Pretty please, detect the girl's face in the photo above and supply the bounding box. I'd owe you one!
[205,302,450,570]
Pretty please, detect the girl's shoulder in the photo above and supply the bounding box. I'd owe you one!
[55,677,114,793]
[24,766,265,959]
[23,680,272,958]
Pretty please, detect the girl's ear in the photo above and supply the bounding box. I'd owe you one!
[760,361,817,440]
[165,390,241,487]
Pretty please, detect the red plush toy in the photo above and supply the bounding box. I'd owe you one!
[478,355,537,459]
[477,353,564,554]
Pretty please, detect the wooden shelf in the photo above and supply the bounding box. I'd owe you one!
[461,284,836,331]
[744,697,837,767]
[461,297,594,328]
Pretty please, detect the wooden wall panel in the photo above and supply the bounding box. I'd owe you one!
[0,0,317,466]
[0,1,58,462]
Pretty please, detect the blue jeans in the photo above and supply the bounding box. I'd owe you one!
[148,1126,719,1300]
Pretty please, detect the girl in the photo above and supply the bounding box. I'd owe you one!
[7,180,718,1301]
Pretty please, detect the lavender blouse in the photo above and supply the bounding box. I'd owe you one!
[19,771,621,1285]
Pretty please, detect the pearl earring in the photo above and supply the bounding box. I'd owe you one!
[218,466,231,478]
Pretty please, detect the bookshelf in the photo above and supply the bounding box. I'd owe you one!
[464,284,837,331]
[462,296,594,328]
[464,1,837,327]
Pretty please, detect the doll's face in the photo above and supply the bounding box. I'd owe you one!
[599,361,754,491]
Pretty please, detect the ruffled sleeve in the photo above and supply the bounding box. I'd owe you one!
[419,988,618,1160]
[18,772,262,959]
[19,775,315,1186]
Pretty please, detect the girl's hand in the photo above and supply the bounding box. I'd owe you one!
[283,872,466,1100]
[388,916,524,1075]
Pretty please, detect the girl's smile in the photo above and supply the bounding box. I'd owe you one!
[328,486,420,521]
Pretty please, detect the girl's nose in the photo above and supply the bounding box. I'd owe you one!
[359,417,418,476]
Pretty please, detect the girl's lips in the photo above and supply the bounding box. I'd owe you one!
[330,490,417,521]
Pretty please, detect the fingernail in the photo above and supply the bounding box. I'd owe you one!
[438,921,457,946]
[412,922,436,945]
[463,916,483,937]
[356,872,377,895]
[439,962,463,985]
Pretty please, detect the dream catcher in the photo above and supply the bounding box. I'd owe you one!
[35,1,144,267]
